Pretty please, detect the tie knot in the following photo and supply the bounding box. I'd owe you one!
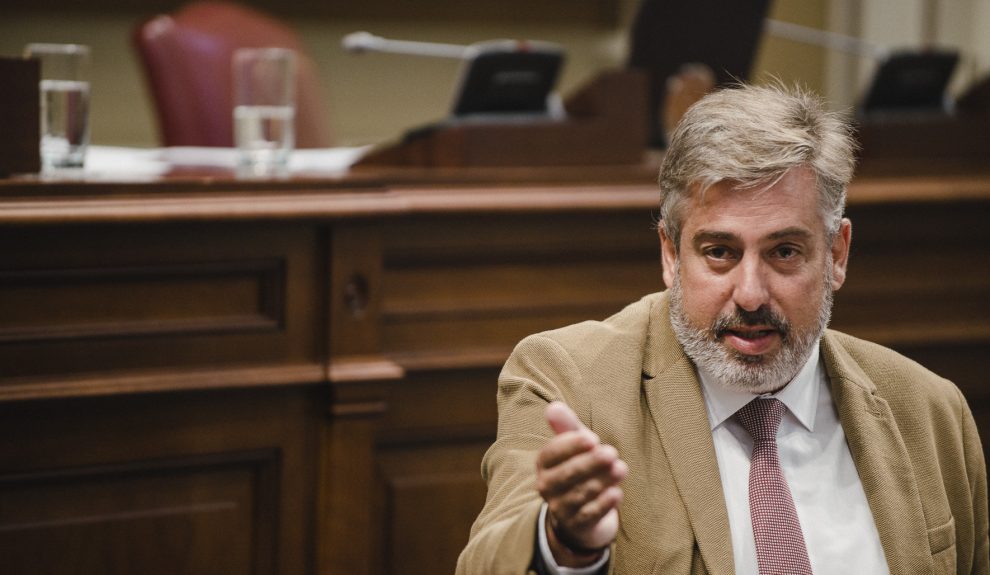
[736,398,786,442]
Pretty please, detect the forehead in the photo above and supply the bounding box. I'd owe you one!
[683,167,823,238]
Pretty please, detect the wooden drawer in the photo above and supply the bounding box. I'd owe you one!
[0,222,323,395]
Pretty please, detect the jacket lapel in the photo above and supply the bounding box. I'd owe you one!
[822,333,933,575]
[641,294,734,575]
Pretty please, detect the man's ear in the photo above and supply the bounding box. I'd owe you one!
[830,218,852,290]
[659,222,678,289]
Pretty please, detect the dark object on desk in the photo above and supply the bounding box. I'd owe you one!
[355,69,648,168]
[342,32,565,120]
[132,0,332,148]
[0,57,41,176]
[855,52,990,175]
[451,41,563,118]
[398,40,565,145]
[860,50,959,115]
[856,112,990,176]
[956,73,990,116]
[627,0,772,147]
[346,33,646,168]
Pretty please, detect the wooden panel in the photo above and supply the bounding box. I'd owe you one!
[0,260,284,343]
[0,386,320,575]
[0,222,320,382]
[0,168,986,575]
[372,368,499,574]
[382,212,661,367]
[378,369,499,444]
[0,454,270,575]
[832,199,990,380]
[378,443,490,575]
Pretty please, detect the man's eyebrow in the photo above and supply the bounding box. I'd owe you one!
[691,230,738,245]
[767,227,813,241]
[690,227,814,247]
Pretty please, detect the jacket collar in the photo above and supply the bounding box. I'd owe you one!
[641,292,735,575]
[641,293,931,575]
[821,332,932,575]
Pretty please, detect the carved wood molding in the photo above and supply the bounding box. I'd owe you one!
[0,259,286,344]
[0,363,325,402]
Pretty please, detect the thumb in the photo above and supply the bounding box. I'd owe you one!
[545,401,587,436]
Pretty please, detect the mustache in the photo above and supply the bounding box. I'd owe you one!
[712,306,790,339]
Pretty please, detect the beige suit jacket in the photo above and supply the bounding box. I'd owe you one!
[457,292,988,575]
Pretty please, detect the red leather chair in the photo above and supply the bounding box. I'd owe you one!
[133,1,333,148]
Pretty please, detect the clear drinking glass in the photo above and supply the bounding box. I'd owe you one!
[233,47,296,177]
[23,43,91,171]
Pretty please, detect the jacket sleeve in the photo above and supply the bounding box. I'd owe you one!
[961,391,989,575]
[456,334,592,575]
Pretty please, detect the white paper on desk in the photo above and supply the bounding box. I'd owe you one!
[162,146,372,173]
[84,146,170,177]
[84,145,372,176]
[289,147,372,172]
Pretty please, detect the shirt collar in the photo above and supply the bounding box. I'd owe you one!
[698,344,822,432]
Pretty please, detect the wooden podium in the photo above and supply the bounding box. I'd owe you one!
[354,69,649,168]
[857,112,990,176]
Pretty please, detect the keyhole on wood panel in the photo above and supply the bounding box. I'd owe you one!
[344,274,369,318]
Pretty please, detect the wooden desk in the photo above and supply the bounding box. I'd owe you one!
[1,165,988,574]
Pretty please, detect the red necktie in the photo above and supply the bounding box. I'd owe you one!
[736,398,813,575]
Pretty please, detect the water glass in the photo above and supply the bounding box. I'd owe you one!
[23,43,91,171]
[233,47,296,177]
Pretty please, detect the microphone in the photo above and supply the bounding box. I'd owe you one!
[341,32,564,61]
[342,31,567,121]
[762,20,960,114]
[764,19,889,59]
[341,31,468,59]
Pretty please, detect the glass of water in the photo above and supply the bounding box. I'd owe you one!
[233,47,296,177]
[23,43,91,172]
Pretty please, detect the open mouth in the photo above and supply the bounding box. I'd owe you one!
[727,328,776,340]
[722,329,779,355]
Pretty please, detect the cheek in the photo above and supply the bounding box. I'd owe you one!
[772,274,826,322]
[678,268,734,320]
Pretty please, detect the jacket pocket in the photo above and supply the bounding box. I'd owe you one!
[928,516,956,574]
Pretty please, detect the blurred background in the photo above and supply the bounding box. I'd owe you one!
[3,0,989,149]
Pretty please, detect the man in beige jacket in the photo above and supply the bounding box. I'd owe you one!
[457,84,988,574]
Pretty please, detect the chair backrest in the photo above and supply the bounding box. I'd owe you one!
[133,1,332,148]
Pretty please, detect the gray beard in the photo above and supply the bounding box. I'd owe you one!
[667,261,834,394]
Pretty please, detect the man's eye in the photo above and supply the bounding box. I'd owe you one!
[773,245,800,259]
[704,246,733,260]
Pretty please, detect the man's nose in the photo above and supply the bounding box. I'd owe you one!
[732,256,770,312]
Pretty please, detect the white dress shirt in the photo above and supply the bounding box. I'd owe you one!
[539,345,890,574]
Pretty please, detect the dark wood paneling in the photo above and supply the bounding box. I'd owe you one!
[0,169,986,575]
[0,259,284,344]
[378,369,499,444]
[833,198,990,384]
[379,443,491,575]
[382,212,661,366]
[0,223,320,381]
[0,455,267,575]
[0,386,321,575]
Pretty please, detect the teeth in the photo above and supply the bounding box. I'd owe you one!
[734,330,769,339]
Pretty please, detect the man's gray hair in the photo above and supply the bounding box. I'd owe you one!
[658,83,857,249]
